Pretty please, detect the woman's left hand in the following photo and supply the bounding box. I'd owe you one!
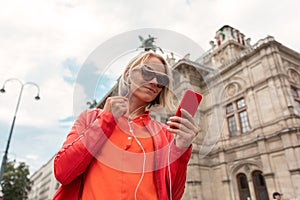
[167,109,199,148]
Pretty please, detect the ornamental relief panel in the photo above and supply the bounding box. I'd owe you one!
[225,82,241,98]
[283,60,300,84]
[288,69,300,84]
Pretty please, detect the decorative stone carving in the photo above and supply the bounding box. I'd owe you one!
[244,164,250,173]
[226,83,237,97]
[289,69,300,83]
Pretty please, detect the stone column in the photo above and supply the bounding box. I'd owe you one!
[219,151,232,200]
[281,132,299,198]
[185,146,203,200]
[289,169,300,198]
[248,177,256,200]
[246,88,261,130]
[263,173,276,198]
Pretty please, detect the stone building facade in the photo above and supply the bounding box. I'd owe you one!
[178,25,300,200]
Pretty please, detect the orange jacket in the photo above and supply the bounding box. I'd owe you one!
[53,109,192,200]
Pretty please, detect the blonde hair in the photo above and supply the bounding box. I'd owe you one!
[118,51,175,112]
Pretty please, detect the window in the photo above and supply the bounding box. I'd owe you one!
[237,173,251,200]
[228,115,237,136]
[239,111,250,133]
[239,175,248,189]
[226,98,251,136]
[291,87,300,114]
[252,171,269,200]
[227,103,236,136]
[237,171,270,200]
[237,98,245,109]
[226,104,234,114]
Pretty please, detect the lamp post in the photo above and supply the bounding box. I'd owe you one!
[0,78,40,183]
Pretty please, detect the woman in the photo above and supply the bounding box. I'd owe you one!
[53,51,199,200]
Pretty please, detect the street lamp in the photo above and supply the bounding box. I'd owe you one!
[0,78,40,183]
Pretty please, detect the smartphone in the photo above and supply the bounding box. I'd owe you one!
[175,89,202,117]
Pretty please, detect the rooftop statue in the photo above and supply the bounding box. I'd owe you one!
[138,34,164,53]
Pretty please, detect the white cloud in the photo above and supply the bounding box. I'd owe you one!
[0,75,74,127]
[26,154,39,161]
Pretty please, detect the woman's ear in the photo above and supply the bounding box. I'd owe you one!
[124,68,129,79]
[124,71,131,85]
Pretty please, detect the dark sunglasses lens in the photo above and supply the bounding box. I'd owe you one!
[157,75,169,88]
[141,67,155,81]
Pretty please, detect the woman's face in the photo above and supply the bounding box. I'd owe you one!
[128,55,168,105]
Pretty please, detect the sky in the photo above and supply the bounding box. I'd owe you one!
[0,0,299,174]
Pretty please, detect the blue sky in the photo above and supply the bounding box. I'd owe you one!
[0,0,300,174]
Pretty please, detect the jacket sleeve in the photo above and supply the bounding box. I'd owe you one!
[168,143,192,200]
[54,109,116,185]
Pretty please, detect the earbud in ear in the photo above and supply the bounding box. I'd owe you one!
[123,87,129,97]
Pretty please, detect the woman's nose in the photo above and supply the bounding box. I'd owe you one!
[148,76,159,86]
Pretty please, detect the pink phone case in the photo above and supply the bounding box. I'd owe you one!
[175,89,202,117]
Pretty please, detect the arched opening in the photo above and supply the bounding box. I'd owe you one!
[252,170,269,200]
[237,173,251,200]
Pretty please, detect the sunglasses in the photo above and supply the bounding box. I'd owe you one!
[139,65,169,88]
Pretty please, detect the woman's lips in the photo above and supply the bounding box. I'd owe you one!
[143,86,156,93]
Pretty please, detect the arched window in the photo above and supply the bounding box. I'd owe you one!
[237,173,251,200]
[252,171,269,200]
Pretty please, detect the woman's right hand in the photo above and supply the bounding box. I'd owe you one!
[103,96,128,118]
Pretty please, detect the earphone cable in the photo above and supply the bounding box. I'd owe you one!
[127,120,146,200]
[125,88,147,200]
